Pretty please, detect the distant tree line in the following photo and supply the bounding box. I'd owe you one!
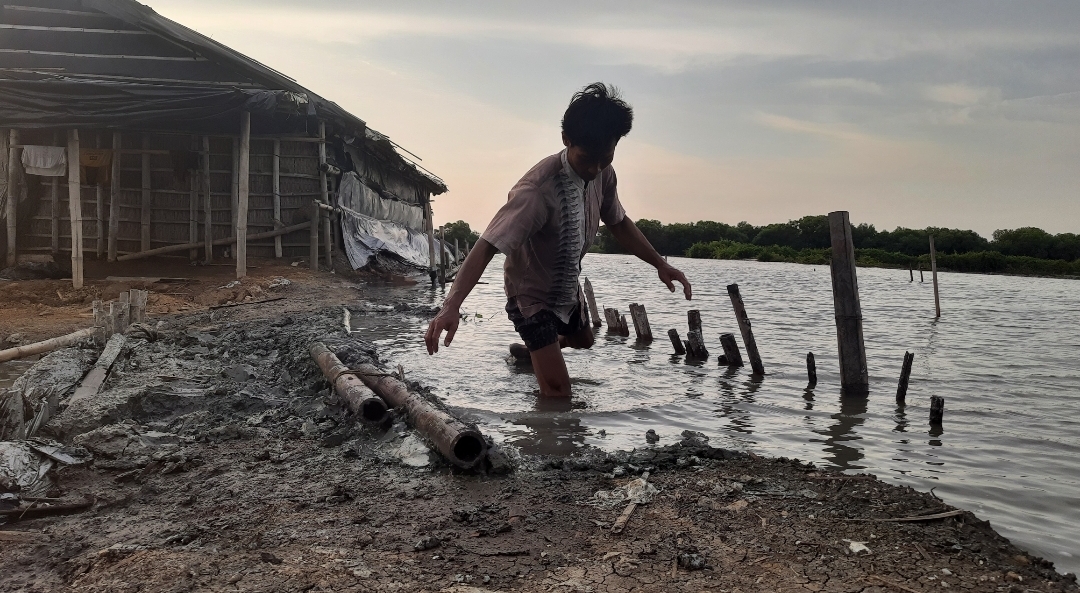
[591,215,1080,277]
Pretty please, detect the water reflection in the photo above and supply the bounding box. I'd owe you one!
[814,395,868,470]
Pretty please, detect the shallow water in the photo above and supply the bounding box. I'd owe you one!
[354,254,1080,572]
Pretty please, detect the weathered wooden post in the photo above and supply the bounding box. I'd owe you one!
[628,303,653,341]
[51,130,60,255]
[919,263,924,282]
[603,307,616,328]
[454,237,460,266]
[896,351,915,403]
[929,396,944,425]
[686,330,708,359]
[828,211,868,395]
[438,226,446,285]
[929,235,941,318]
[67,130,84,289]
[309,201,320,271]
[108,132,122,262]
[236,111,251,279]
[909,265,914,282]
[582,277,602,328]
[6,129,19,267]
[129,289,148,323]
[718,333,743,367]
[141,134,151,252]
[687,309,702,335]
[618,313,629,337]
[272,138,283,258]
[201,135,212,263]
[726,284,765,375]
[667,329,685,355]
[318,122,332,270]
[807,352,817,386]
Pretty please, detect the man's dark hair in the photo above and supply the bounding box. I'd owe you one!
[561,83,634,156]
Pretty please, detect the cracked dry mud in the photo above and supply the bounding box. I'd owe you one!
[1,261,1077,593]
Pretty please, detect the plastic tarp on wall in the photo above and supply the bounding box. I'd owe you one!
[337,172,424,231]
[339,206,438,270]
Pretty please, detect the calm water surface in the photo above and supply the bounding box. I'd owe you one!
[354,254,1080,573]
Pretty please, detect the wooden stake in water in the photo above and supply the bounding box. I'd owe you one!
[827,211,868,394]
[896,351,915,403]
[688,309,703,335]
[628,303,653,341]
[583,277,602,328]
[929,235,941,318]
[909,265,914,282]
[919,263,924,283]
[806,352,817,386]
[686,330,708,359]
[929,396,944,425]
[726,284,765,375]
[719,333,743,367]
[668,329,685,355]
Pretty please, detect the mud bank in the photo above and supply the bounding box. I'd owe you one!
[1,269,1077,593]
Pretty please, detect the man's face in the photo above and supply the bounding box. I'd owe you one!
[562,134,617,182]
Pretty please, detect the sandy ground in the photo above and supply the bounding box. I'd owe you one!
[1,258,1077,593]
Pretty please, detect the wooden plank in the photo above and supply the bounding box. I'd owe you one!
[69,334,127,405]
[827,211,868,394]
[68,130,83,289]
[727,284,764,375]
[236,111,251,279]
[107,131,121,261]
[202,135,212,263]
[140,135,151,251]
[272,138,282,258]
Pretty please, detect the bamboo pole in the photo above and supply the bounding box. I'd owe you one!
[116,221,312,261]
[309,201,319,271]
[272,138,282,258]
[202,135,212,263]
[335,354,488,469]
[68,130,84,289]
[310,343,390,424]
[0,327,96,363]
[727,284,765,375]
[828,211,868,394]
[51,131,60,254]
[5,129,18,267]
[140,135,151,251]
[930,235,941,318]
[582,277,602,328]
[236,111,250,279]
[107,131,121,261]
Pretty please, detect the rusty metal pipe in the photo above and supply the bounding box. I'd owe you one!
[310,343,390,424]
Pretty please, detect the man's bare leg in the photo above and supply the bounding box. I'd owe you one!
[529,342,572,397]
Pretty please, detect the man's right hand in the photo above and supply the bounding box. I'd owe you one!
[425,306,460,354]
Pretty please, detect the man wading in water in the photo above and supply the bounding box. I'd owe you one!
[424,83,692,397]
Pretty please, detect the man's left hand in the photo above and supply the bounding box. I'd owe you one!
[658,264,692,300]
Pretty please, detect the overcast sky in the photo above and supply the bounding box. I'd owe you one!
[147,0,1080,236]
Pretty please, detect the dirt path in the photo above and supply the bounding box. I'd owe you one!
[1,262,1076,593]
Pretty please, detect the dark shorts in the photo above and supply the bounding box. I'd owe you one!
[506,302,590,352]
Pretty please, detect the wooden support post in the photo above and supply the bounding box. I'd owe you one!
[309,200,320,271]
[50,177,59,253]
[668,329,685,355]
[236,111,251,279]
[618,313,629,337]
[96,184,104,258]
[807,352,817,386]
[318,122,332,270]
[929,235,940,318]
[909,265,914,282]
[92,300,106,340]
[687,309,702,335]
[140,135,151,251]
[827,211,868,394]
[929,396,944,425]
[128,289,147,323]
[438,226,446,285]
[188,136,197,261]
[202,135,212,263]
[583,277,602,327]
[107,132,121,262]
[603,307,616,328]
[230,136,238,259]
[896,351,915,403]
[719,333,743,367]
[686,330,708,359]
[454,237,460,265]
[628,303,653,340]
[5,129,18,267]
[272,139,282,258]
[727,284,765,375]
[67,130,84,289]
[919,263,924,282]
[425,200,436,282]
[117,291,131,332]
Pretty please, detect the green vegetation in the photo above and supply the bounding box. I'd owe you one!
[592,215,1080,278]
[442,220,480,246]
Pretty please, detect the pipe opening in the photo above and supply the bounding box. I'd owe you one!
[453,434,485,465]
[360,398,389,423]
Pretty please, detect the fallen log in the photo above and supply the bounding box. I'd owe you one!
[0,327,96,363]
[310,343,390,424]
[0,498,94,521]
[323,348,486,469]
[69,334,127,405]
[116,221,313,262]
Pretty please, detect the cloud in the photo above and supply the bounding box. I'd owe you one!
[923,84,1001,106]
[802,78,884,95]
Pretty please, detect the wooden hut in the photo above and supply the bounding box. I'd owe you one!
[0,0,447,287]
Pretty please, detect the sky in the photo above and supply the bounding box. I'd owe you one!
[146,0,1080,237]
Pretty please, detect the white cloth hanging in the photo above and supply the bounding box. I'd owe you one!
[21,146,67,177]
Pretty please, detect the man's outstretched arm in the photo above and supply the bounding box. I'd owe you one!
[425,238,499,354]
[607,216,692,300]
